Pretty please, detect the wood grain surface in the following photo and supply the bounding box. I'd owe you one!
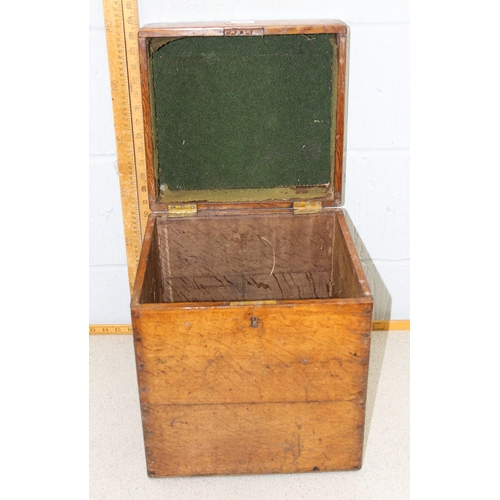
[130,20,375,477]
[157,213,334,277]
[156,212,335,302]
[133,211,370,304]
[132,301,371,406]
[142,400,364,477]
[162,272,333,302]
[138,220,163,304]
[139,20,348,38]
[132,299,371,476]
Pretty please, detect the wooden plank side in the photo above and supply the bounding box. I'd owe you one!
[138,36,158,209]
[333,33,347,205]
[333,210,373,296]
[332,212,372,299]
[132,302,371,405]
[142,400,363,476]
[163,271,332,302]
[156,212,334,279]
[130,214,157,305]
[139,21,348,38]
[139,220,163,303]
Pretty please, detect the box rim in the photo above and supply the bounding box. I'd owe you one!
[130,209,373,308]
[138,20,348,37]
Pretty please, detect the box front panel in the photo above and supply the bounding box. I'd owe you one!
[132,301,371,475]
[134,302,370,405]
[142,400,363,476]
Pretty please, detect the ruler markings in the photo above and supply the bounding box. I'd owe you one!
[90,324,133,334]
[102,0,148,293]
[89,321,411,335]
[121,0,150,239]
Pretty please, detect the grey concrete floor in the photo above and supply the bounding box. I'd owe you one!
[90,331,409,500]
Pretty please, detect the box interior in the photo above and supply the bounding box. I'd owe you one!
[148,34,339,203]
[140,212,364,304]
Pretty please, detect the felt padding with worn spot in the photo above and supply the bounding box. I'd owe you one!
[152,34,335,191]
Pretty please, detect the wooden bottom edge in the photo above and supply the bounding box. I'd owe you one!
[89,320,410,335]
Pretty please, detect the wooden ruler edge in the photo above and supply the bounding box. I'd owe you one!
[89,320,410,334]
[102,0,149,293]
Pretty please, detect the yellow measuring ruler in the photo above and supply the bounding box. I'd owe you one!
[89,321,410,334]
[90,324,133,334]
[102,0,149,292]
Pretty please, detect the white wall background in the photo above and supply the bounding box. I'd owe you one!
[89,0,410,323]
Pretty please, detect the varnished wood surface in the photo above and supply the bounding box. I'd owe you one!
[333,212,364,298]
[333,33,347,204]
[139,220,163,304]
[132,300,371,476]
[138,37,158,210]
[157,212,334,277]
[132,301,371,406]
[131,215,156,306]
[133,210,371,305]
[163,272,333,302]
[139,21,348,38]
[336,211,372,298]
[156,212,335,302]
[142,401,363,477]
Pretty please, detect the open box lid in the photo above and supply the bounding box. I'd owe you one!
[138,21,348,214]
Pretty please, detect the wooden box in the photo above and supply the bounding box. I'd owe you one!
[131,20,373,477]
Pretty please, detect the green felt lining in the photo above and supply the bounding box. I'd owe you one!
[151,34,336,193]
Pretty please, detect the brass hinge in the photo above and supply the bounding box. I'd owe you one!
[167,204,198,217]
[293,201,322,215]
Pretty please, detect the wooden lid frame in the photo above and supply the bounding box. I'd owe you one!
[138,21,348,213]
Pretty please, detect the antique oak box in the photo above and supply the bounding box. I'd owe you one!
[131,20,373,477]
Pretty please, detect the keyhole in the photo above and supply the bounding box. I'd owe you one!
[250,317,259,328]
